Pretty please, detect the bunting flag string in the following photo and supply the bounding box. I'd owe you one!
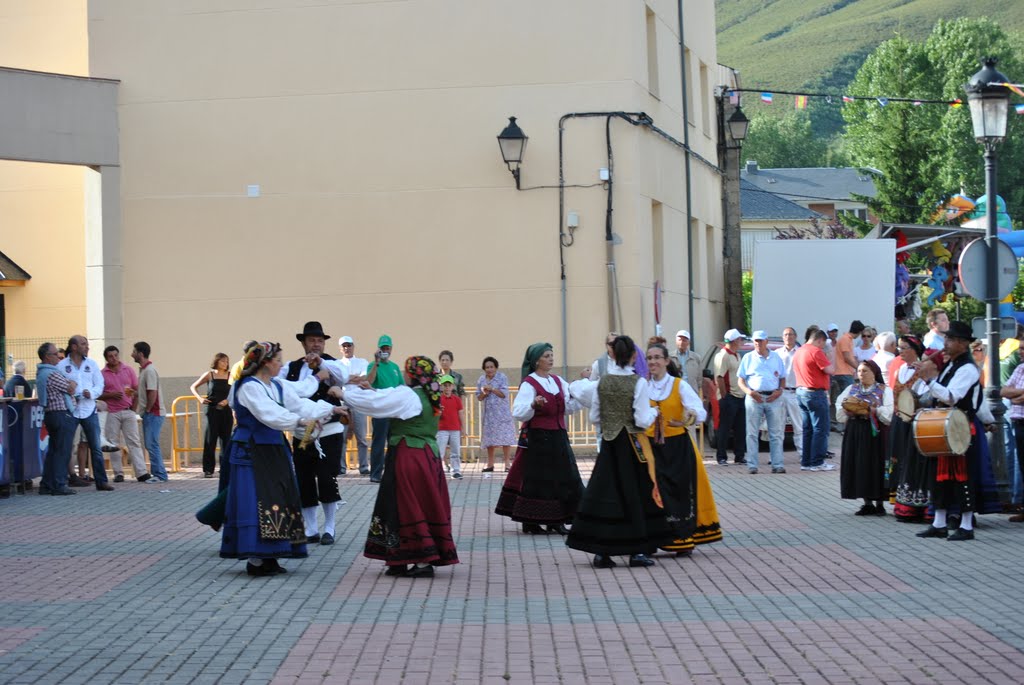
[726,86,1002,109]
[1016,104,1024,115]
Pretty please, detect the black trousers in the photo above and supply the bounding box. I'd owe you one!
[292,431,344,507]
[716,394,746,461]
[202,406,233,475]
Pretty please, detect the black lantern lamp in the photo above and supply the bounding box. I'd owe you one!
[727,106,750,143]
[497,116,528,189]
[965,57,1010,144]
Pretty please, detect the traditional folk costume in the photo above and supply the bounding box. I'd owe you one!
[890,362,932,521]
[916,330,996,541]
[279,323,350,545]
[345,356,458,577]
[566,362,677,567]
[836,379,894,513]
[219,344,337,574]
[647,374,723,554]
[496,343,584,534]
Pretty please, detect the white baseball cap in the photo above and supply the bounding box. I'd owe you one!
[724,329,745,342]
[752,330,768,341]
[339,336,354,344]
[676,329,691,340]
[827,323,840,332]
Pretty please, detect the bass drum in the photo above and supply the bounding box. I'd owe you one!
[912,408,971,457]
[895,389,917,422]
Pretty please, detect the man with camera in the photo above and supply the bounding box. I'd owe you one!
[366,334,403,483]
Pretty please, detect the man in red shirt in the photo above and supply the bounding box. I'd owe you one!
[794,329,835,471]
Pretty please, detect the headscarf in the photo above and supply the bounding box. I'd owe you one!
[521,342,553,381]
[860,359,884,385]
[898,334,925,359]
[240,342,281,377]
[405,356,442,415]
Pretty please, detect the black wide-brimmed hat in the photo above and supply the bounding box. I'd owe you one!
[296,321,330,341]
[945,321,975,342]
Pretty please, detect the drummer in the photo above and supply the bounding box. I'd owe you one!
[912,321,995,541]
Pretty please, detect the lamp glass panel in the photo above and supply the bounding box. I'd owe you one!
[498,136,527,164]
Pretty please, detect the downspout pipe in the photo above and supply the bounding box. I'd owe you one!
[677,1,696,343]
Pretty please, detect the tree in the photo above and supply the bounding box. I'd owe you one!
[842,19,1024,225]
[740,111,833,168]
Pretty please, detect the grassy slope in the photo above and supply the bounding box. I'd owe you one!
[716,0,1024,93]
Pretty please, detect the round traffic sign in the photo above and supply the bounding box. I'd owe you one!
[958,238,1019,301]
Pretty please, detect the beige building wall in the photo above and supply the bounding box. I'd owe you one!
[70,0,722,389]
[0,1,89,342]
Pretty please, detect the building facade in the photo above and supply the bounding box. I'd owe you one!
[1,0,725,391]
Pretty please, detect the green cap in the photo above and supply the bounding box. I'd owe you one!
[438,374,455,385]
[377,334,392,347]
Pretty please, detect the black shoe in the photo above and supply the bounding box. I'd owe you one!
[38,485,52,496]
[826,451,835,459]
[137,473,152,483]
[717,459,728,466]
[593,554,617,568]
[385,564,408,577]
[481,466,494,472]
[68,475,90,487]
[52,487,77,496]
[546,523,570,535]
[95,482,114,491]
[629,554,655,567]
[916,526,948,539]
[522,523,545,534]
[246,561,276,577]
[369,478,381,483]
[203,472,214,478]
[855,504,877,516]
[320,533,335,546]
[113,475,125,483]
[874,504,886,516]
[948,528,975,541]
[675,549,693,557]
[306,534,320,544]
[733,457,747,465]
[359,469,370,475]
[101,444,121,453]
[406,564,434,578]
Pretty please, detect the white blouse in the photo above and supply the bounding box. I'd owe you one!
[512,373,581,422]
[576,363,658,430]
[230,377,335,431]
[835,384,894,426]
[647,374,707,423]
[341,385,423,420]
[896,363,929,396]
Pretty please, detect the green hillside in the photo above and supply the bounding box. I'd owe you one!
[716,0,1024,94]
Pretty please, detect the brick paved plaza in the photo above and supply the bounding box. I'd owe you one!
[2,439,1024,684]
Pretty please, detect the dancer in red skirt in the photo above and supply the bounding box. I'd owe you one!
[341,356,459,578]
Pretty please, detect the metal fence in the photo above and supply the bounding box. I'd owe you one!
[0,336,73,384]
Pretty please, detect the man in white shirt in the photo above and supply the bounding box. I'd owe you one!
[60,335,114,491]
[673,329,702,395]
[736,331,786,474]
[923,308,950,352]
[338,335,370,475]
[775,327,803,458]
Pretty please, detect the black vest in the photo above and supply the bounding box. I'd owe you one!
[936,352,982,419]
[286,354,341,422]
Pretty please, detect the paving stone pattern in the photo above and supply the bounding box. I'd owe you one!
[1,437,1023,684]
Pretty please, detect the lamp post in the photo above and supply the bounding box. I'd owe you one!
[497,116,528,190]
[965,57,1011,497]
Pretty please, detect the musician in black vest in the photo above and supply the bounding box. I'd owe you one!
[913,321,994,541]
[279,321,351,546]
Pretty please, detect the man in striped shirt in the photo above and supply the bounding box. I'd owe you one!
[36,342,78,496]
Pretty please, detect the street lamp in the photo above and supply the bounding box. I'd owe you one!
[964,56,1011,498]
[727,106,750,144]
[497,116,528,190]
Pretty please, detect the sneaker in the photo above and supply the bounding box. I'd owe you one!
[817,463,837,471]
[772,467,786,474]
[452,472,463,479]
[113,475,125,483]
[747,468,758,475]
[806,466,821,472]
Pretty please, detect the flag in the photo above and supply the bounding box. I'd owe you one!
[760,92,773,104]
[950,99,962,108]
[842,95,855,103]
[794,95,808,110]
[728,90,739,105]
[1015,104,1024,115]
[877,97,889,107]
[1003,82,1024,98]
[912,100,922,106]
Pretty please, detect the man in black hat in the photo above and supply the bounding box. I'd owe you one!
[279,321,351,546]
[913,320,995,541]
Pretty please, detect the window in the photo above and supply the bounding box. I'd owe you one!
[699,62,710,134]
[651,200,664,285]
[645,6,659,97]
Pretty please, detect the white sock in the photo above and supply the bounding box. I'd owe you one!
[415,562,429,569]
[960,512,975,530]
[933,509,947,528]
[302,506,318,537]
[248,558,263,566]
[323,501,338,536]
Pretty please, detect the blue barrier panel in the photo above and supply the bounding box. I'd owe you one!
[21,401,44,481]
[0,401,9,486]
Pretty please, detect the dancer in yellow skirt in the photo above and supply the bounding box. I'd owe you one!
[645,340,723,555]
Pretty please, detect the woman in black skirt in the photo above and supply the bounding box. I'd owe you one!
[836,360,894,515]
[566,335,677,568]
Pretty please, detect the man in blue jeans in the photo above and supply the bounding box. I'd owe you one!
[60,335,115,490]
[36,342,79,495]
[132,341,169,481]
[366,335,403,483]
[793,329,836,471]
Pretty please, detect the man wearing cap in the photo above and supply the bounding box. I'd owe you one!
[366,334,403,482]
[915,321,995,541]
[338,336,371,475]
[713,329,747,466]
[736,331,786,474]
[280,321,350,545]
[673,330,702,394]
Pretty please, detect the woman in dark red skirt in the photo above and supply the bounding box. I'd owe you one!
[495,342,584,534]
[342,356,458,578]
